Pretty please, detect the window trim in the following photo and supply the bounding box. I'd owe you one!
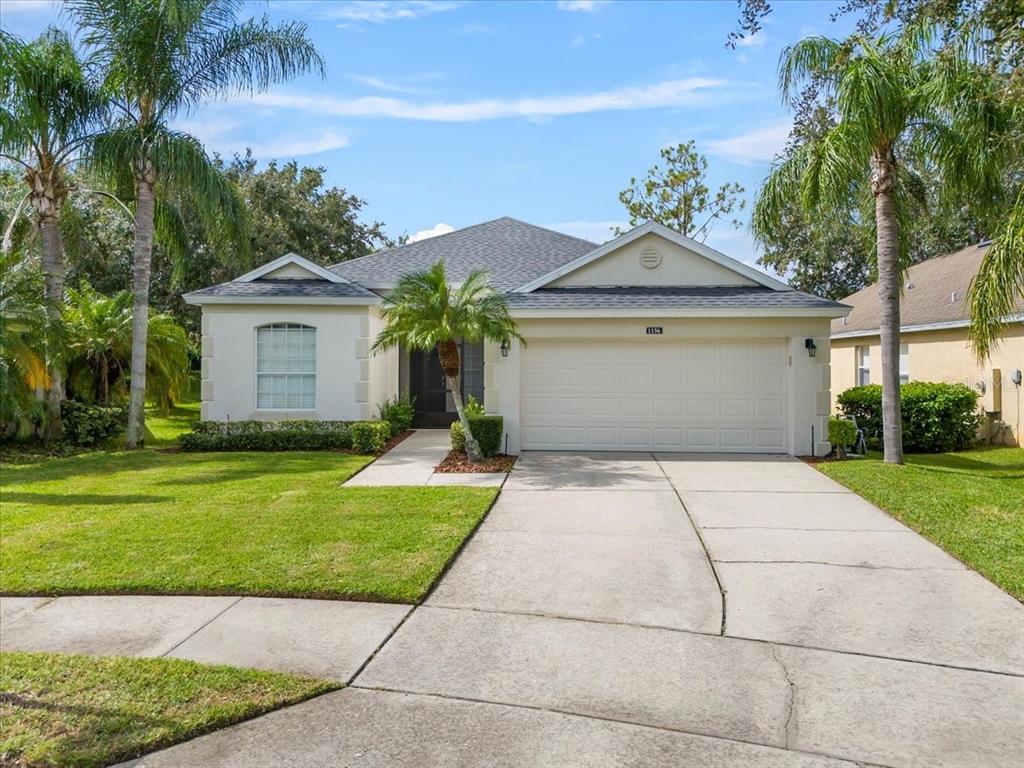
[899,342,909,384]
[254,322,317,412]
[856,345,871,386]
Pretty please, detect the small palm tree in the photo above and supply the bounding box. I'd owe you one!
[64,283,189,410]
[752,29,1011,464]
[68,0,324,447]
[372,261,524,463]
[0,28,103,442]
[0,249,50,432]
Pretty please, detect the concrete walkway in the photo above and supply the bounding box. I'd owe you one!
[0,595,409,683]
[127,451,1024,768]
[343,429,506,487]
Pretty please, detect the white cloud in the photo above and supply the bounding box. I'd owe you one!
[173,117,350,159]
[316,1,457,23]
[556,0,608,12]
[248,130,351,159]
[349,73,442,94]
[408,222,455,242]
[705,120,791,165]
[249,77,725,123]
[735,30,767,49]
[547,220,623,243]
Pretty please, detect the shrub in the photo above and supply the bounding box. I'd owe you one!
[378,395,415,437]
[181,419,352,452]
[828,417,858,459]
[450,414,504,458]
[349,420,391,454]
[836,382,982,453]
[449,396,488,452]
[61,400,127,446]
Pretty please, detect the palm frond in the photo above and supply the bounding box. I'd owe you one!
[969,189,1024,360]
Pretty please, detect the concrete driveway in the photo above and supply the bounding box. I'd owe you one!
[126,452,1024,768]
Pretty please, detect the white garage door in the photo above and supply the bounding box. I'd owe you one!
[521,339,788,452]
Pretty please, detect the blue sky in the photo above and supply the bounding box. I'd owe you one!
[1,0,857,271]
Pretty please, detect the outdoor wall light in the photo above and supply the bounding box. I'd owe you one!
[805,338,817,358]
[500,339,510,357]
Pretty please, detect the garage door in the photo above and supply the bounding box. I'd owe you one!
[520,339,788,452]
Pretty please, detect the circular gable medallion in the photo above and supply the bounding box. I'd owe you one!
[640,246,662,269]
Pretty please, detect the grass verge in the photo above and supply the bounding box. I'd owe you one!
[816,447,1024,600]
[1,451,497,602]
[0,651,335,768]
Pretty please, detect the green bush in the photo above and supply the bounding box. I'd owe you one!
[180,429,352,452]
[190,420,350,436]
[836,381,982,453]
[828,417,858,458]
[378,395,415,437]
[449,396,487,452]
[61,400,127,446]
[450,414,504,458]
[349,420,391,454]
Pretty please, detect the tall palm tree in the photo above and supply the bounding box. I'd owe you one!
[371,261,524,463]
[752,29,1009,463]
[68,0,324,447]
[0,28,102,442]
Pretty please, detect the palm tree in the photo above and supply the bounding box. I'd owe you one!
[969,191,1024,360]
[371,261,524,463]
[64,283,189,411]
[0,28,102,442]
[68,0,324,447]
[752,29,1010,464]
[0,249,50,432]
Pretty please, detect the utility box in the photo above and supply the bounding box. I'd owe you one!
[981,368,1002,413]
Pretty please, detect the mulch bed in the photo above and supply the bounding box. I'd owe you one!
[435,450,517,473]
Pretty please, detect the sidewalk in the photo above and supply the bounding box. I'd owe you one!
[0,595,409,683]
[343,429,506,487]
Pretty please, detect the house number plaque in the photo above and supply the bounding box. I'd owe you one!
[646,327,664,335]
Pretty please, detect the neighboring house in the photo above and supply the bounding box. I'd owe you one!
[186,218,849,455]
[831,242,1024,446]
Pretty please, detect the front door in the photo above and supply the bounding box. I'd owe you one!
[410,347,454,427]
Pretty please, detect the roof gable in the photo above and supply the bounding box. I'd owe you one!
[328,217,598,291]
[516,221,790,293]
[236,253,346,284]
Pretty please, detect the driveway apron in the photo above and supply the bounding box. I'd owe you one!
[124,452,1024,768]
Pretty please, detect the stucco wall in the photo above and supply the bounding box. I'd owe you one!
[551,233,758,288]
[200,304,373,421]
[487,316,832,456]
[831,322,1023,445]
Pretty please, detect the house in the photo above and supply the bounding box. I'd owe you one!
[830,242,1024,446]
[185,218,850,456]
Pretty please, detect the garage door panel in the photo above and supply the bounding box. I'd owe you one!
[521,339,788,453]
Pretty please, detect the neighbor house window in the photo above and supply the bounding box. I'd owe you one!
[256,323,316,410]
[856,346,871,386]
[899,342,909,384]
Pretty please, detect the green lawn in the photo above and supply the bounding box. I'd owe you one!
[817,447,1024,600]
[0,651,335,768]
[145,374,201,446]
[0,451,497,602]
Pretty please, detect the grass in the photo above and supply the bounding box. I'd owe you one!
[817,447,1024,600]
[144,374,201,446]
[0,651,336,768]
[0,451,497,602]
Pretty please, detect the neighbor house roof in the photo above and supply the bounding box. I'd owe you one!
[184,279,379,305]
[328,216,598,291]
[831,242,1024,337]
[508,286,846,315]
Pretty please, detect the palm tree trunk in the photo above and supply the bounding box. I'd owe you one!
[38,214,64,444]
[871,149,904,465]
[438,339,483,462]
[125,166,156,448]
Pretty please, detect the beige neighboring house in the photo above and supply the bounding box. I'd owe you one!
[187,218,850,456]
[831,242,1024,446]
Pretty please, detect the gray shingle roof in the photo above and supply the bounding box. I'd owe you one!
[507,286,849,311]
[185,279,378,301]
[328,216,598,291]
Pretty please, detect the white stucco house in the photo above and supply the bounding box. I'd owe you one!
[185,218,850,456]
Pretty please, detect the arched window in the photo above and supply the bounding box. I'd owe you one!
[256,323,316,410]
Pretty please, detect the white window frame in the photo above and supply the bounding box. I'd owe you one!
[899,342,909,384]
[255,323,317,411]
[856,345,871,386]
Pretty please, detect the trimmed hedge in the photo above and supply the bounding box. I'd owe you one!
[450,414,504,458]
[61,401,128,446]
[836,382,982,453]
[349,420,391,454]
[181,419,392,454]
